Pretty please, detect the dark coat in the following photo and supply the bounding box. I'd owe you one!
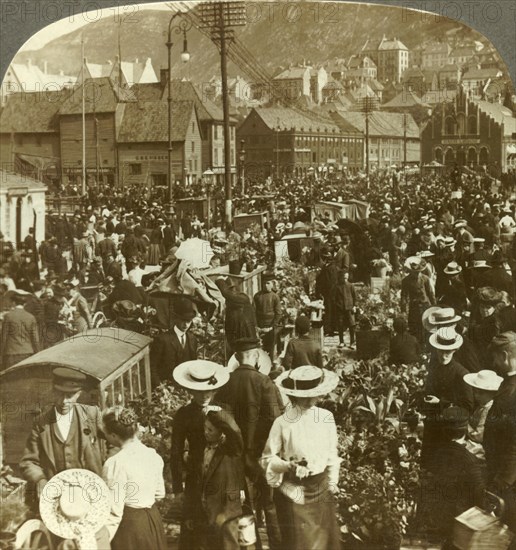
[425,357,474,412]
[422,441,485,539]
[218,285,258,346]
[484,376,516,487]
[1,307,39,363]
[282,335,323,370]
[335,281,356,311]
[216,365,282,478]
[150,328,198,384]
[439,277,468,314]
[19,404,104,484]
[389,332,421,365]
[201,446,245,528]
[478,266,514,298]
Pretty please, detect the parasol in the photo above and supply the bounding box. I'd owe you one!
[175,238,214,269]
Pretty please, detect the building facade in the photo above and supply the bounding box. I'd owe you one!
[421,87,516,173]
[362,36,409,83]
[238,107,364,177]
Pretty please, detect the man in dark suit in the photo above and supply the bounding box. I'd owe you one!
[478,251,514,299]
[483,332,516,534]
[282,314,323,370]
[253,273,281,360]
[20,368,108,546]
[150,296,198,385]
[1,290,40,370]
[216,337,283,550]
[389,316,421,365]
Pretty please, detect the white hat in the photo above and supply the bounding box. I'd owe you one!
[275,365,339,398]
[429,327,463,350]
[444,261,462,275]
[39,469,110,547]
[173,360,230,391]
[464,369,503,392]
[404,256,427,272]
[419,250,435,258]
[227,349,272,375]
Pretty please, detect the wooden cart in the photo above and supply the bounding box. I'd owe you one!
[0,328,152,467]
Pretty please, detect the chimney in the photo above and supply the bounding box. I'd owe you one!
[43,61,48,74]
[27,59,32,69]
[160,68,169,84]
[134,57,139,64]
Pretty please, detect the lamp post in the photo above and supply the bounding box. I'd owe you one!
[239,139,246,196]
[167,15,191,207]
[203,168,215,230]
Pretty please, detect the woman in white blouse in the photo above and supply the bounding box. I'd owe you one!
[261,365,341,550]
[102,407,167,550]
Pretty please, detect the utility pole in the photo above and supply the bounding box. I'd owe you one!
[403,112,407,171]
[81,36,86,196]
[200,2,246,226]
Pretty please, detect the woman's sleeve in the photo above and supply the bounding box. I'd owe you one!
[155,455,166,500]
[326,413,341,488]
[260,417,290,488]
[102,457,128,541]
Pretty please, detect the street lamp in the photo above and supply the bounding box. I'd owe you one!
[203,168,215,230]
[167,15,192,208]
[239,139,246,196]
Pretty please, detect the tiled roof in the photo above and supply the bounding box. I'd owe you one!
[421,88,457,104]
[59,77,136,115]
[0,91,62,133]
[118,100,194,142]
[0,169,47,191]
[85,62,112,79]
[331,110,419,138]
[323,80,344,90]
[130,82,164,101]
[369,79,384,91]
[439,64,460,74]
[253,107,340,133]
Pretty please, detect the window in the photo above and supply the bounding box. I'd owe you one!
[191,141,195,153]
[192,122,195,132]
[129,163,142,175]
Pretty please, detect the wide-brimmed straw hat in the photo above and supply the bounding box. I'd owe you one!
[423,307,461,333]
[463,369,503,392]
[173,360,229,391]
[39,469,110,546]
[275,365,339,398]
[444,261,462,275]
[429,327,463,350]
[471,260,491,270]
[404,256,427,272]
[227,349,272,375]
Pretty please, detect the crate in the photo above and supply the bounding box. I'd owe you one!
[453,506,514,550]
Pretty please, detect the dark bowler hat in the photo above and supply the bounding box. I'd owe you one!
[173,296,197,321]
[261,271,276,282]
[233,337,261,352]
[53,367,87,392]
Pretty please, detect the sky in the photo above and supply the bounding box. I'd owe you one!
[19,2,195,51]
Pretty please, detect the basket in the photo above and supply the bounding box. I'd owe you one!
[453,506,514,550]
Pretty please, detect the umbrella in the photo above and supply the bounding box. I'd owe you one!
[337,218,364,235]
[175,238,214,269]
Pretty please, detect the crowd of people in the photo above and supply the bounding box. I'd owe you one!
[1,166,516,549]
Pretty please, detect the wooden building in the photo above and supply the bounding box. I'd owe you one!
[0,91,62,188]
[58,77,136,188]
[117,100,202,188]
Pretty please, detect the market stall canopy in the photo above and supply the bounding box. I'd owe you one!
[313,200,370,222]
[0,328,151,382]
[175,237,214,269]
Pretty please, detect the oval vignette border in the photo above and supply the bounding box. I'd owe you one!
[0,0,515,88]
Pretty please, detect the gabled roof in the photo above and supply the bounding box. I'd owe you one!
[369,79,384,92]
[85,62,112,79]
[439,64,460,74]
[323,80,344,91]
[59,77,136,115]
[130,82,164,101]
[421,88,457,104]
[6,62,47,88]
[118,100,194,143]
[462,67,502,80]
[0,169,47,191]
[252,107,340,133]
[274,67,310,80]
[383,89,428,108]
[450,46,475,57]
[0,91,62,133]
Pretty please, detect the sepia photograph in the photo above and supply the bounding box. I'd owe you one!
[0,0,515,548]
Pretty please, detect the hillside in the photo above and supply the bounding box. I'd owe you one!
[13,3,498,84]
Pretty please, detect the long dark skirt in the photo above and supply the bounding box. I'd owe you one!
[274,486,340,550]
[111,504,167,550]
